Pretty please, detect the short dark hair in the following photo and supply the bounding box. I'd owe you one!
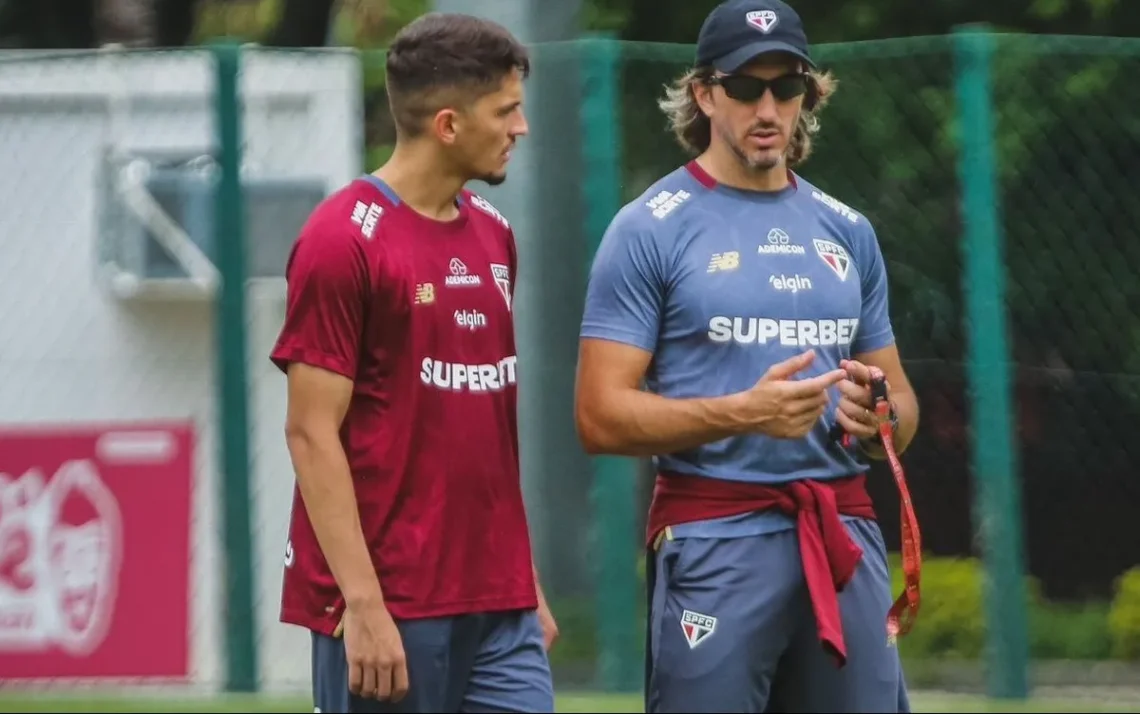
[385,13,531,138]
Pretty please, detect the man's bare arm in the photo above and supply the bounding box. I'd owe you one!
[284,363,384,608]
[575,338,843,457]
[852,343,920,458]
[574,338,748,457]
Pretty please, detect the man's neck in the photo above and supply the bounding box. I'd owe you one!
[372,144,466,220]
[697,142,790,193]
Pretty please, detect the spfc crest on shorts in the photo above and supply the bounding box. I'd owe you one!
[680,609,717,649]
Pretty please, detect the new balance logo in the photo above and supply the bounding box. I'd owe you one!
[414,283,435,305]
[708,251,740,273]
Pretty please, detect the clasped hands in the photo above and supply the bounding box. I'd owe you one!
[741,350,890,441]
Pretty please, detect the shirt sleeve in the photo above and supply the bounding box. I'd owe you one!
[270,223,370,379]
[852,221,896,355]
[579,212,665,353]
[507,227,519,302]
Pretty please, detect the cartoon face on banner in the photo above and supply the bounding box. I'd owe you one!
[0,459,123,657]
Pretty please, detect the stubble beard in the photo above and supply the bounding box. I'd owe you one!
[720,110,800,176]
[730,139,784,174]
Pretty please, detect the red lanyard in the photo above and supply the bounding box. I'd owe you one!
[867,366,922,642]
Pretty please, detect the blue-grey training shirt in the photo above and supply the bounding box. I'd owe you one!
[580,160,897,538]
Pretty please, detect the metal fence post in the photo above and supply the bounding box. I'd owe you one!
[212,39,259,694]
[952,23,1030,701]
[579,33,640,693]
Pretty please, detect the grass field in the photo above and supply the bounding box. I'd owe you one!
[0,691,1137,713]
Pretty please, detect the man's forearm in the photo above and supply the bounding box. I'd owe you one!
[893,388,919,453]
[287,428,384,608]
[580,387,747,457]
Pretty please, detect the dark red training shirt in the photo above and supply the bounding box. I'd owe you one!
[271,175,538,634]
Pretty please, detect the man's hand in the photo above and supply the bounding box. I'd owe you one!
[736,350,847,439]
[536,599,559,652]
[833,358,886,442]
[339,600,409,702]
[534,577,559,651]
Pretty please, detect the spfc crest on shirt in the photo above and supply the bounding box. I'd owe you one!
[813,238,851,281]
[680,609,717,649]
[490,263,512,311]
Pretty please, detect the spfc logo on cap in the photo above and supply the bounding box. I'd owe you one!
[680,609,717,649]
[746,10,778,33]
[813,238,851,281]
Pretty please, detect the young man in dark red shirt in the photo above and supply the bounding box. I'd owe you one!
[270,12,556,713]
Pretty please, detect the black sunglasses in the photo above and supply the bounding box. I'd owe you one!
[707,73,809,103]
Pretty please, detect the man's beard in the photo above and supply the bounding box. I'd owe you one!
[474,171,507,186]
[720,121,788,173]
[731,141,783,172]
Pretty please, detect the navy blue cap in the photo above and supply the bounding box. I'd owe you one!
[695,0,815,73]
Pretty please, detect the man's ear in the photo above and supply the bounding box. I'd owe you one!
[432,108,460,145]
[692,79,715,117]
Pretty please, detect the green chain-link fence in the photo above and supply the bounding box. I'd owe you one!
[3,27,1140,704]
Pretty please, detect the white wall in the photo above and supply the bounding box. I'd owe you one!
[0,47,362,693]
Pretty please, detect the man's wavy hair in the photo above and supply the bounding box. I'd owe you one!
[658,63,837,167]
[385,12,530,139]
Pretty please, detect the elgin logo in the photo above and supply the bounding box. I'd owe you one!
[680,609,717,649]
[0,460,122,657]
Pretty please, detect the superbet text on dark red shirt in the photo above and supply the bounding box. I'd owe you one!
[270,175,538,636]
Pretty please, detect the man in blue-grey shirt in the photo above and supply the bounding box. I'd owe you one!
[574,0,921,711]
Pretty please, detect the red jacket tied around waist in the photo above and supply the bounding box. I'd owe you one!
[646,471,878,668]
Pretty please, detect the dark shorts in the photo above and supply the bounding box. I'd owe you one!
[312,609,553,713]
[645,518,911,713]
